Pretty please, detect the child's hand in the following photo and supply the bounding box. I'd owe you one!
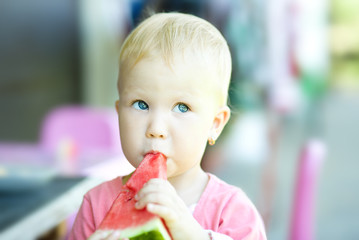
[134,179,209,240]
[87,230,127,240]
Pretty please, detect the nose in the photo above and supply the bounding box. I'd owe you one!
[145,114,167,139]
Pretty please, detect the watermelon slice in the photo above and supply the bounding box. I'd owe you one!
[98,152,171,239]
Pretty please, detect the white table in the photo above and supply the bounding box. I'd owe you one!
[0,177,103,240]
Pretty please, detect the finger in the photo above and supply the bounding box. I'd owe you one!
[88,230,122,240]
[137,179,176,198]
[107,230,121,240]
[144,178,174,190]
[88,230,113,240]
[146,203,177,222]
[135,191,174,210]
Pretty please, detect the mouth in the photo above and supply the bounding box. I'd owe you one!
[144,150,167,159]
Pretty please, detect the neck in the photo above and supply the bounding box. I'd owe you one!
[168,165,209,206]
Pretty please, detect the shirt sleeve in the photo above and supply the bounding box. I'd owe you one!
[68,195,96,240]
[191,174,267,240]
[217,193,267,240]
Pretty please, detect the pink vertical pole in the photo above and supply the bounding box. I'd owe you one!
[290,139,326,240]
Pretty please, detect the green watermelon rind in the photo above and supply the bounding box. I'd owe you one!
[119,217,171,240]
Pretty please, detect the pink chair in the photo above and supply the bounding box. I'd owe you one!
[40,105,122,155]
[39,105,128,239]
[289,139,326,240]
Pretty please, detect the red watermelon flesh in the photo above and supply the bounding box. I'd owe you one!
[98,152,171,239]
[126,152,167,193]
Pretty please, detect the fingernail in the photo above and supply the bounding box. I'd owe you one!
[147,203,153,211]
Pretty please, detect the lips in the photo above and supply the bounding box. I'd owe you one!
[144,150,167,159]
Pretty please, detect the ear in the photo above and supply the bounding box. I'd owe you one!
[210,106,231,141]
[115,100,120,114]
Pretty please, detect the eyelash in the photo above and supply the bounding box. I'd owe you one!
[132,100,148,110]
[131,100,191,113]
[173,103,191,113]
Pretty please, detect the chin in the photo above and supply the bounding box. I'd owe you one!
[165,166,176,179]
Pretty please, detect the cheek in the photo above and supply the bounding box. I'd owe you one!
[119,111,142,164]
[167,132,207,177]
[172,122,209,159]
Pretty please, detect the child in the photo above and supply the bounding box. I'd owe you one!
[69,12,266,240]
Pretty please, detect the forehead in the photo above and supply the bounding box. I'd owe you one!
[119,56,218,93]
[118,56,224,109]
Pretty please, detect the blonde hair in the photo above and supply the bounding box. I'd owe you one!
[119,12,232,105]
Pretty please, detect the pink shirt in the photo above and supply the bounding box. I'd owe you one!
[69,173,266,240]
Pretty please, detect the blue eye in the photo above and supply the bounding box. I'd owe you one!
[173,103,189,113]
[133,100,148,110]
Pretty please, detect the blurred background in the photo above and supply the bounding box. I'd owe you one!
[0,0,358,239]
